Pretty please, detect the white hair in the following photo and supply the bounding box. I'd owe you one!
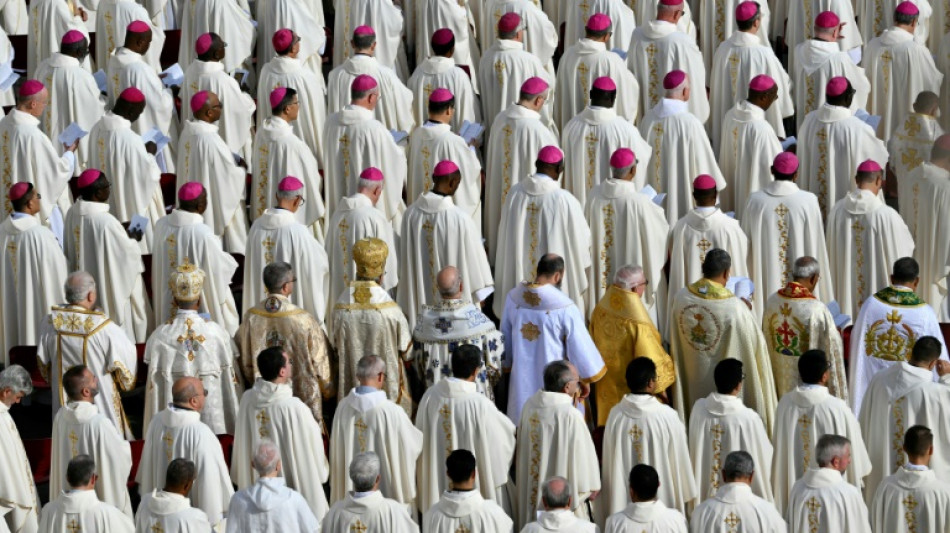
[252,439,281,476]
[349,452,381,491]
[355,355,386,381]
[64,271,95,304]
[613,265,644,290]
[611,163,636,180]
[816,435,851,467]
[792,256,821,279]
[276,186,303,201]
[0,365,32,396]
[357,178,383,192]
[541,476,572,509]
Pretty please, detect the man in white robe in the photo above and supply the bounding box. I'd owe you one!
[826,161,914,317]
[0,0,26,33]
[515,361,601,530]
[406,89,482,223]
[627,0,708,123]
[422,449,513,531]
[555,14,639,130]
[772,350,869,514]
[251,89,326,236]
[136,377,233,529]
[910,135,950,317]
[871,425,950,532]
[398,161,492,329]
[689,359,774,503]
[523,477,598,532]
[783,3,863,75]
[328,27,415,133]
[0,366,41,533]
[257,29,327,169]
[142,262,242,435]
[669,249,778,427]
[407,29,481,133]
[177,0,255,76]
[599,358,697,521]
[482,0,558,71]
[640,71,725,225]
[603,464,689,532]
[483,78,559,260]
[27,0,86,77]
[0,183,68,367]
[88,88,164,253]
[891,93,943,238]
[690,452,787,532]
[322,451,420,532]
[329,355,423,507]
[711,1,794,148]
[50,366,132,517]
[332,0,406,79]
[231,348,330,520]
[562,0,634,54]
[701,0,772,70]
[39,455,134,532]
[135,458,213,532]
[176,91,247,253]
[414,0,478,90]
[255,0,325,77]
[38,271,137,438]
[95,1,163,72]
[848,258,948,412]
[494,147,591,316]
[865,2,941,142]
[799,78,889,219]
[323,75,408,233]
[414,345,514,513]
[786,435,872,532]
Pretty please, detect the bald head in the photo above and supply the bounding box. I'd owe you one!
[437,266,462,299]
[541,476,573,509]
[171,377,205,411]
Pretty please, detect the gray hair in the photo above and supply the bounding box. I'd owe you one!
[66,454,96,488]
[792,256,821,280]
[355,355,386,381]
[437,267,462,298]
[64,271,96,304]
[262,261,294,293]
[357,177,383,192]
[613,265,645,290]
[541,476,572,509]
[0,365,32,396]
[543,360,575,392]
[252,439,281,476]
[276,186,304,201]
[723,451,755,481]
[350,451,381,491]
[611,163,636,180]
[816,434,851,467]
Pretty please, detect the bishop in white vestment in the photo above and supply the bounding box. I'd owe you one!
[786,8,864,91]
[406,29,481,132]
[562,0,634,52]
[322,452,420,532]
[134,459,213,532]
[0,366,41,533]
[95,3,163,72]
[26,0,86,77]
[481,0,558,71]
[39,456,134,533]
[254,0,325,77]
[603,464,689,533]
[177,0,256,76]
[421,449,514,532]
[331,0,407,78]
[701,0,772,70]
[690,451,787,533]
[890,96,943,221]
[413,0,479,90]
[910,136,950,318]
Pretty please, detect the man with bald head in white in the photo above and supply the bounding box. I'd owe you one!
[522,477,598,532]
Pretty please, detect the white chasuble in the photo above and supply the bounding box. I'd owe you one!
[599,394,697,521]
[792,41,871,130]
[911,162,950,319]
[255,0,325,77]
[332,0,407,79]
[175,119,247,254]
[859,0,932,48]
[0,215,67,367]
[406,122,482,222]
[177,0,255,75]
[63,199,152,342]
[515,391,601,530]
[327,54,416,134]
[422,491,513,532]
[690,483,787,533]
[492,174,591,318]
[328,389,423,506]
[414,0,479,92]
[180,60,256,161]
[397,192,493,330]
[786,468,871,533]
[669,280,777,429]
[50,401,132,516]
[717,101,783,216]
[26,0,86,77]
[321,491,419,532]
[136,407,234,527]
[37,305,137,438]
[257,55,328,168]
[142,310,242,435]
[825,190,915,318]
[870,466,950,533]
[562,0,635,57]
[407,56,481,133]
[231,380,330,520]
[414,378,515,514]
[772,385,871,515]
[688,393,774,504]
[894,129,944,240]
[781,0,862,71]
[477,39,554,135]
[604,500,688,533]
[700,0,771,70]
[38,490,133,533]
[225,478,321,533]
[0,402,41,533]
[522,509,598,532]
[481,0,558,70]
[554,39,639,130]
[94,0,164,73]
[135,490,212,532]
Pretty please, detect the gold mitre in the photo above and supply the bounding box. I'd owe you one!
[169,259,205,302]
[353,237,388,279]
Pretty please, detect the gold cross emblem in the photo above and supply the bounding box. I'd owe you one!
[68,430,79,457]
[697,238,712,262]
[66,520,82,533]
[256,410,270,438]
[176,319,206,362]
[355,417,369,452]
[350,519,368,532]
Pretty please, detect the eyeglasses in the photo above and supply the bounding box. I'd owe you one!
[630,280,650,289]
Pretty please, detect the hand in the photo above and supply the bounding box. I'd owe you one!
[578,382,591,399]
[741,297,753,310]
[127,227,144,241]
[656,389,669,403]
[588,490,600,502]
[77,7,87,20]
[236,156,248,170]
[936,360,950,377]
[144,141,157,155]
[158,72,168,79]
[64,139,80,152]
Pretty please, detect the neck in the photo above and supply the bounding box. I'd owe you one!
[276,113,293,122]
[907,456,929,466]
[427,115,449,124]
[896,23,914,32]
[353,101,373,111]
[707,275,728,285]
[276,201,297,212]
[70,302,94,310]
[450,482,476,491]
[431,187,452,197]
[269,377,289,386]
[164,487,189,496]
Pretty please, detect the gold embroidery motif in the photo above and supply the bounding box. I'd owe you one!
[526,202,541,277]
[578,62,590,108]
[422,220,438,299]
[256,143,270,217]
[340,134,352,185]
[522,290,541,307]
[584,131,598,190]
[439,402,453,456]
[865,309,917,361]
[601,203,615,289]
[893,396,906,469]
[528,412,542,509]
[851,219,866,304]
[68,430,79,457]
[728,53,740,96]
[909,180,920,237]
[709,423,724,492]
[162,431,174,461]
[256,410,270,438]
[724,512,741,532]
[696,238,712,263]
[501,125,514,199]
[66,519,82,533]
[338,218,351,285]
[651,123,663,187]
[775,204,790,285]
[646,44,659,106]
[420,145,433,193]
[629,424,644,463]
[5,240,17,289]
[262,236,276,266]
[881,51,892,97]
[176,318,206,362]
[806,75,817,117]
[349,519,368,533]
[806,497,822,533]
[798,413,812,474]
[493,60,505,87]
[354,417,368,452]
[520,322,541,341]
[816,127,829,217]
[2,131,11,214]
[903,493,919,533]
[353,285,373,304]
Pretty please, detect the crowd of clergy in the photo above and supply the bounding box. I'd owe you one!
[4,0,950,527]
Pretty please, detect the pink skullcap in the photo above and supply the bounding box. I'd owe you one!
[586,13,611,31]
[177,182,204,201]
[663,70,687,90]
[660,0,684,6]
[118,87,145,103]
[360,167,384,181]
[190,90,210,113]
[429,88,453,103]
[537,145,564,164]
[77,169,102,188]
[592,76,616,91]
[195,33,213,55]
[278,176,304,191]
[748,74,775,91]
[433,160,459,176]
[895,1,919,15]
[18,80,44,97]
[693,174,717,190]
[272,29,295,53]
[826,76,849,97]
[609,148,635,168]
[351,74,378,92]
[857,159,882,172]
[61,29,85,45]
[520,76,549,95]
[354,25,375,36]
[498,12,522,33]
[773,152,799,174]
[431,28,454,45]
[127,20,150,33]
[735,1,758,21]
[8,182,29,201]
[815,10,840,27]
[269,87,287,109]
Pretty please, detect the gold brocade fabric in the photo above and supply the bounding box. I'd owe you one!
[589,286,676,426]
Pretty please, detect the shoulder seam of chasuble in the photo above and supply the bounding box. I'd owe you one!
[872,286,925,307]
[687,280,734,300]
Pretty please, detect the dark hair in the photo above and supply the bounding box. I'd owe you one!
[536,254,564,277]
[714,358,743,393]
[432,34,455,56]
[197,32,226,61]
[826,80,856,108]
[257,347,287,381]
[892,257,919,284]
[589,86,616,108]
[79,175,110,201]
[628,464,659,500]
[626,357,657,392]
[165,458,196,488]
[736,3,760,30]
[10,183,34,212]
[61,38,89,59]
[446,449,477,483]
[692,188,718,204]
[798,349,829,384]
[910,336,942,364]
[66,454,96,487]
[904,425,934,456]
[702,249,732,279]
[63,364,89,401]
[585,25,611,39]
[451,344,482,379]
[178,191,205,212]
[543,360,574,392]
[894,9,918,24]
[428,96,456,115]
[272,87,298,115]
[352,33,376,52]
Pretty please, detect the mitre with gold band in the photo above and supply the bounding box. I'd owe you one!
[353,237,388,280]
[169,259,206,302]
